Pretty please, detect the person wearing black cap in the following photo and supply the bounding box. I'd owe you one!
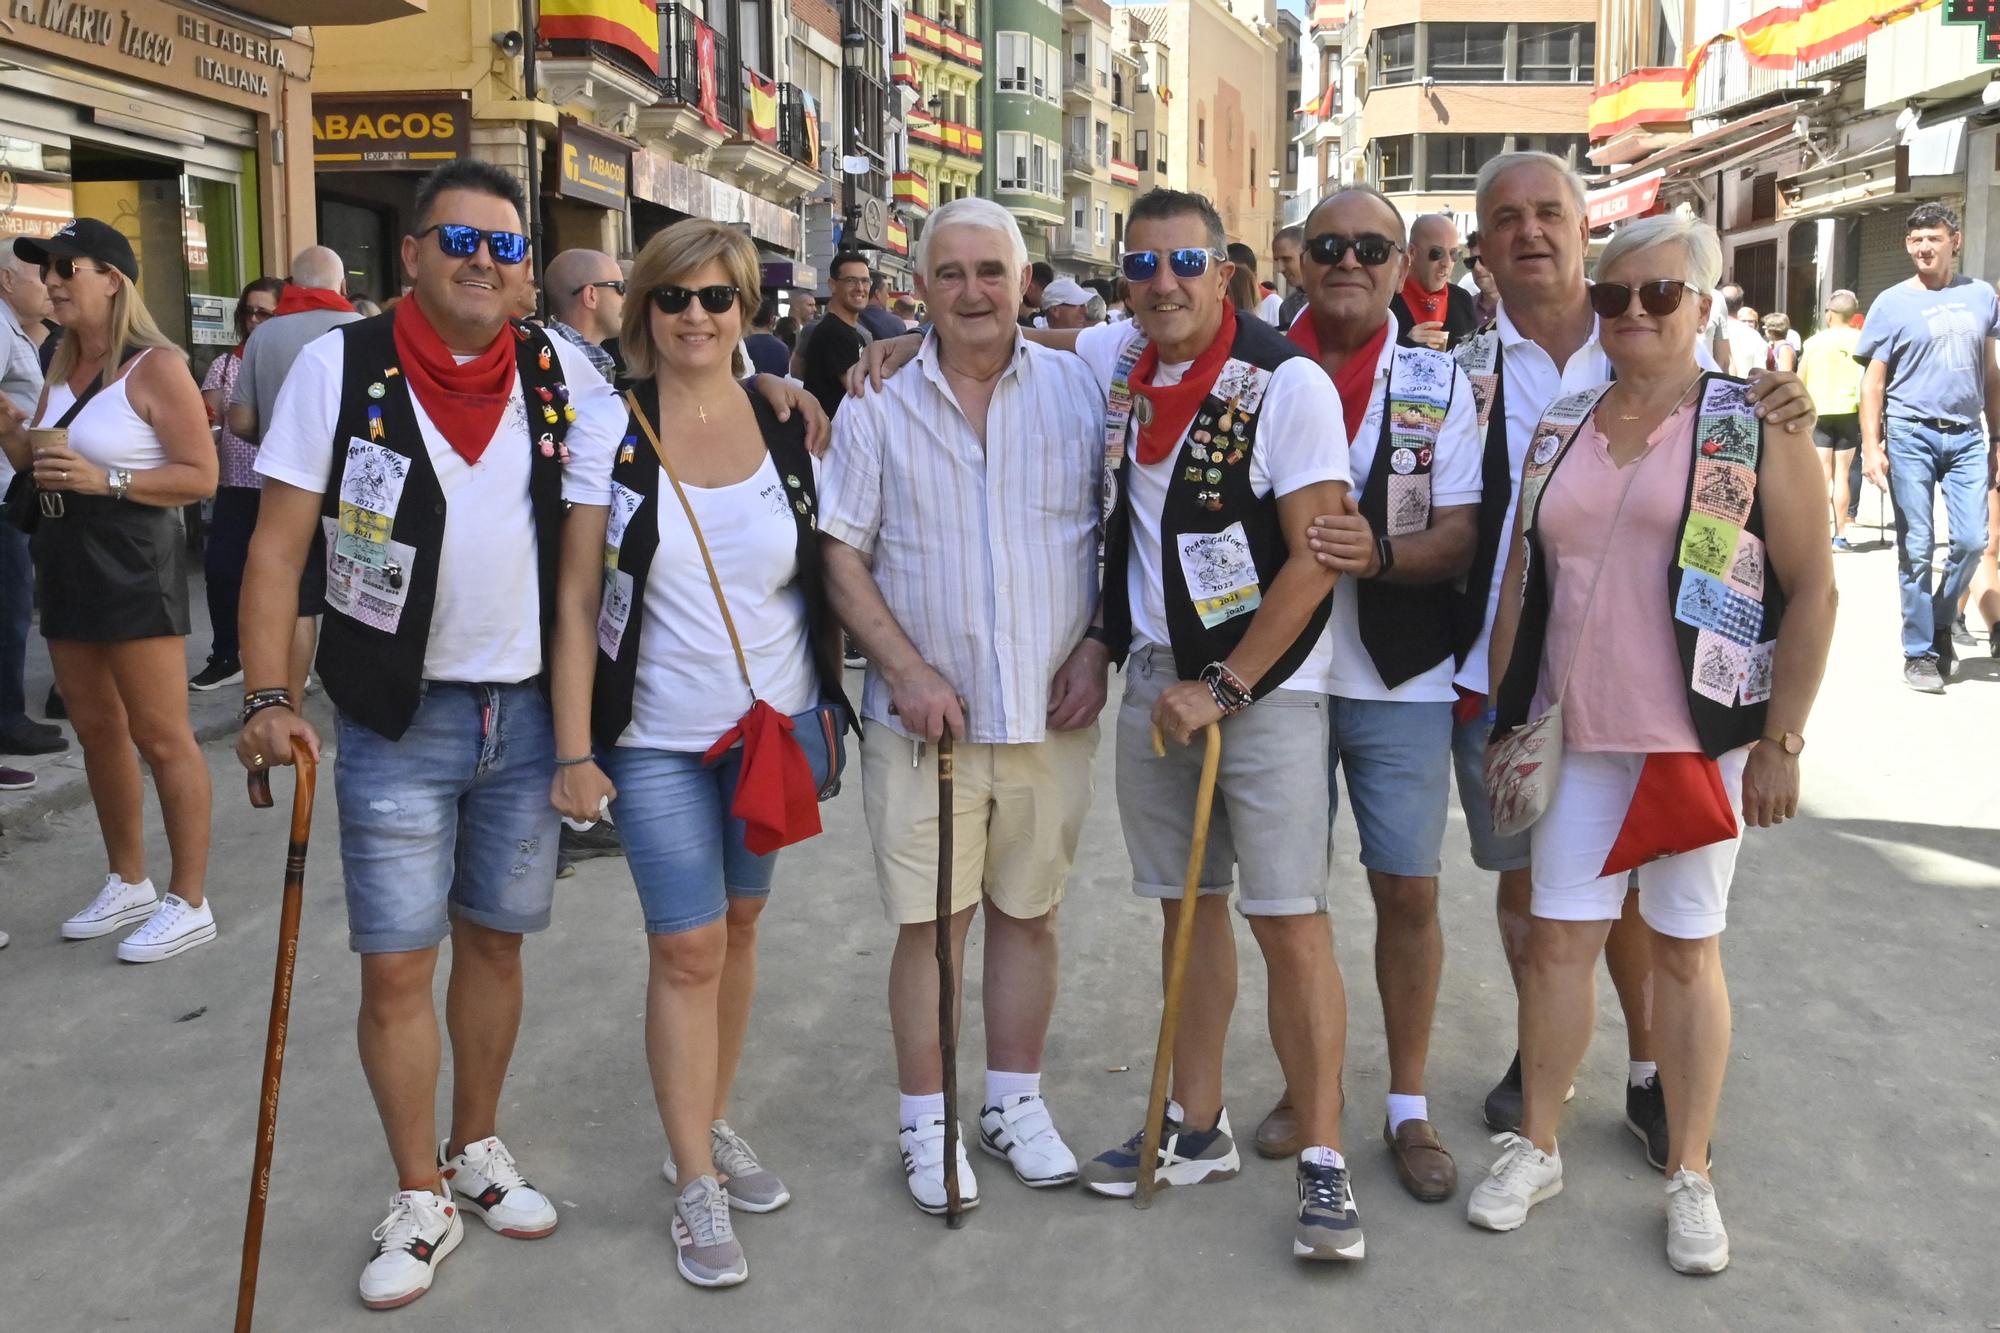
[0,219,219,962]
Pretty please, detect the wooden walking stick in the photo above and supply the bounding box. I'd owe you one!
[935,731,966,1228]
[1135,721,1222,1210]
[235,741,318,1332]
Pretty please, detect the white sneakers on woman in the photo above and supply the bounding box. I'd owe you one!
[359,1190,463,1310]
[1666,1169,1730,1273]
[61,874,158,939]
[59,875,215,962]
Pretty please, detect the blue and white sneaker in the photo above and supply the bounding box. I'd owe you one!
[1081,1106,1241,1198]
[1294,1156,1365,1260]
[978,1093,1078,1187]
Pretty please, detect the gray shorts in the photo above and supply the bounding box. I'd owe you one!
[1116,643,1331,917]
[1451,710,1532,873]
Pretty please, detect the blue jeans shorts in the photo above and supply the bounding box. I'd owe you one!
[1328,695,1454,878]
[599,716,836,936]
[333,682,561,954]
[1451,710,1532,873]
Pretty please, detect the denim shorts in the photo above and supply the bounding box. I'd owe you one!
[599,715,836,935]
[1451,710,1532,872]
[333,682,560,954]
[1328,695,1454,878]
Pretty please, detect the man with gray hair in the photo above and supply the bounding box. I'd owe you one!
[0,248,64,789]
[818,196,1112,1215]
[1453,152,1814,1169]
[541,248,624,378]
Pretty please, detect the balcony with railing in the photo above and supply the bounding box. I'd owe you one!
[1109,157,1139,186]
[776,82,818,169]
[894,170,932,212]
[904,11,984,70]
[1064,143,1105,180]
[907,108,985,160]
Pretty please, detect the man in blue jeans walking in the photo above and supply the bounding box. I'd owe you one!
[1859,202,2000,693]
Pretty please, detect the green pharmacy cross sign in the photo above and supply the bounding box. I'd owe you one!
[1944,0,2000,61]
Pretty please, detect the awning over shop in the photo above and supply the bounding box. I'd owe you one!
[1586,169,1664,228]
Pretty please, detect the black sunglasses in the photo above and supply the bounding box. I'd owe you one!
[1119,248,1224,282]
[573,279,626,297]
[1422,245,1449,263]
[1588,279,1692,319]
[38,255,109,282]
[1304,233,1402,267]
[418,223,529,266]
[651,284,740,315]
[1467,253,1486,269]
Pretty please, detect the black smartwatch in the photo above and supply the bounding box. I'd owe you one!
[1083,625,1118,650]
[1373,535,1396,578]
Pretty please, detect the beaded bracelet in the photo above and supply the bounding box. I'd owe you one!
[1203,677,1251,718]
[240,689,293,726]
[554,754,597,768]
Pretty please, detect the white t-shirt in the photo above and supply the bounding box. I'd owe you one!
[1323,323,1483,703]
[618,452,816,751]
[255,328,621,684]
[1076,319,1350,694]
[1258,292,1284,326]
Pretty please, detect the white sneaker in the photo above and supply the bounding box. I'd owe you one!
[1665,1169,1730,1274]
[358,1189,462,1310]
[438,1136,558,1238]
[898,1115,980,1216]
[0,929,10,949]
[62,874,158,940]
[1466,1132,1564,1232]
[978,1094,1079,1187]
[115,893,215,963]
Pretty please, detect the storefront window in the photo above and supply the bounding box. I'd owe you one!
[184,175,245,357]
[0,137,76,243]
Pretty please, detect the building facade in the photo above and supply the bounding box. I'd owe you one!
[902,0,987,264]
[1056,0,1138,278]
[1121,9,1174,199]
[0,0,407,364]
[985,0,1067,260]
[1344,0,1597,223]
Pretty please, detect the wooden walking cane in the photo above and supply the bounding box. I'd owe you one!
[1135,721,1222,1210]
[935,731,966,1228]
[235,741,318,1333]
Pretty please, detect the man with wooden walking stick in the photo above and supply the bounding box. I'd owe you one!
[819,197,1112,1216]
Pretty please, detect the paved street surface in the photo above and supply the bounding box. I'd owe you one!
[2,517,1995,1332]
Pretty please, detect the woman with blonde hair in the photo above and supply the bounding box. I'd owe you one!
[1471,215,1835,1272]
[548,219,849,1288]
[0,221,218,960]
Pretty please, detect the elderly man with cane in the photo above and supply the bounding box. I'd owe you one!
[819,197,1112,1216]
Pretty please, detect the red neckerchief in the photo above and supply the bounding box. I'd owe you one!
[1130,303,1237,465]
[1287,309,1391,442]
[392,295,515,466]
[1399,275,1448,327]
[273,285,356,317]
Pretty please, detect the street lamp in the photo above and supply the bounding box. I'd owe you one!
[840,27,870,246]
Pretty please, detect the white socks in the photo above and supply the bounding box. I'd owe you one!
[985,1068,1040,1107]
[1386,1093,1429,1134]
[1630,1060,1658,1088]
[898,1092,944,1128]
[1300,1146,1346,1169]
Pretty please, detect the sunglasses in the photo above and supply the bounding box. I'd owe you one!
[1467,253,1486,269]
[1588,279,1692,319]
[245,307,274,323]
[38,256,109,281]
[1422,245,1449,262]
[419,223,529,266]
[572,279,626,297]
[1304,233,1402,267]
[650,284,740,315]
[1119,248,1224,282]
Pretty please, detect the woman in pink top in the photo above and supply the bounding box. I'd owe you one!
[1472,216,1837,1274]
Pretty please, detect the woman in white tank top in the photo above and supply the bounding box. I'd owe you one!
[0,220,220,963]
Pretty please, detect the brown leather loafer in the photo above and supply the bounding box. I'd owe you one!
[1383,1117,1457,1201]
[1255,1093,1302,1159]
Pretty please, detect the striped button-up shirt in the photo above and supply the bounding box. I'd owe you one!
[819,329,1107,744]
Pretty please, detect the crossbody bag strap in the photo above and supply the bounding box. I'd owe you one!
[625,389,756,697]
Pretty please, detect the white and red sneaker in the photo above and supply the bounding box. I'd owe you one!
[358,1189,462,1310]
[438,1136,558,1238]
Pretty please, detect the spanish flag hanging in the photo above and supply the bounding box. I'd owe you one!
[748,70,780,145]
[541,0,661,73]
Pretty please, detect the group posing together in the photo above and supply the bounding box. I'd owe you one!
[0,152,1838,1310]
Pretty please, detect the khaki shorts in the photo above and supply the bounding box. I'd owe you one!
[860,719,1099,925]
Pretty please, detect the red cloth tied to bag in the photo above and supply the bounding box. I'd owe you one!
[1600,752,1739,877]
[702,699,822,856]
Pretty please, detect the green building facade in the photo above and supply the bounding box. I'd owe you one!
[982,0,1068,258]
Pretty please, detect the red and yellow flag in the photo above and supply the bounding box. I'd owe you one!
[1682,0,1940,89]
[1314,80,1338,120]
[747,70,779,145]
[540,0,660,72]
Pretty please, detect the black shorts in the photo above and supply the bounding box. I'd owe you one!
[1813,412,1861,451]
[33,496,191,642]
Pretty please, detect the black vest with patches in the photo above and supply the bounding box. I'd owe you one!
[590,382,853,749]
[317,314,572,741]
[1100,314,1331,698]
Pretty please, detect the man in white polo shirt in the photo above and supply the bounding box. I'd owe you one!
[819,197,1111,1216]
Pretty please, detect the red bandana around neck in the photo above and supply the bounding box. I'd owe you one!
[392,296,517,466]
[1287,310,1390,442]
[1130,303,1238,465]
[274,285,356,318]
[1399,275,1448,327]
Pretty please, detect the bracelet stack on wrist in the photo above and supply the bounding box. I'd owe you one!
[1199,661,1252,717]
[240,688,292,726]
[554,753,596,768]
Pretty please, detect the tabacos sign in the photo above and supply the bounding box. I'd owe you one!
[313,93,469,172]
[552,120,631,211]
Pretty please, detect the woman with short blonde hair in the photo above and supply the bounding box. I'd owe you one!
[0,221,218,961]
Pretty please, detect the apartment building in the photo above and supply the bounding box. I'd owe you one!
[1056,0,1141,278]
[1121,9,1174,198]
[984,0,1067,258]
[900,0,987,248]
[1343,0,1596,221]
